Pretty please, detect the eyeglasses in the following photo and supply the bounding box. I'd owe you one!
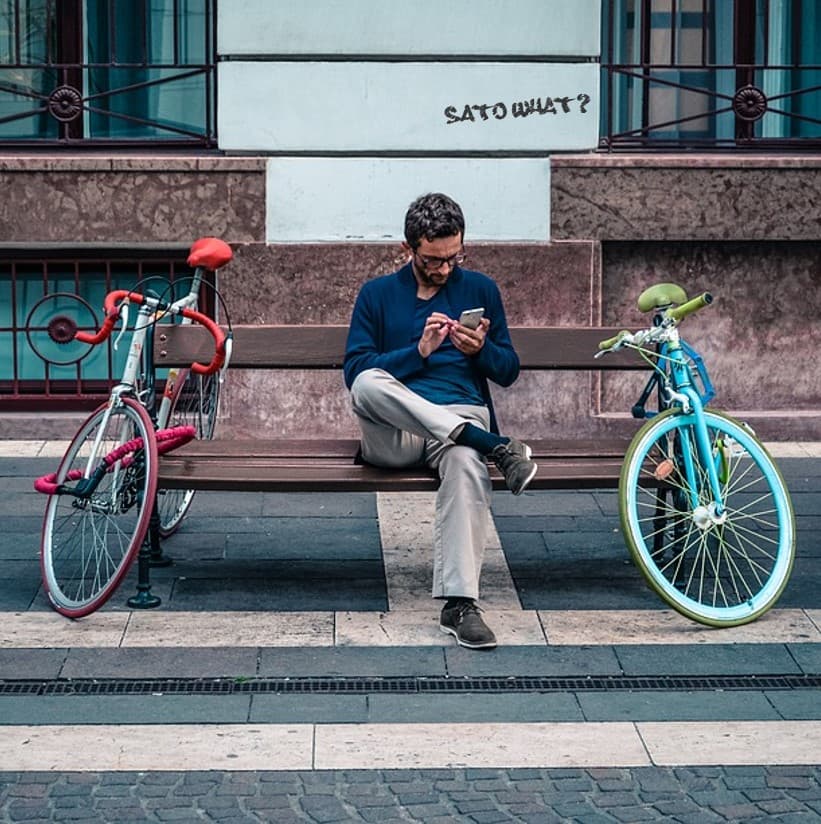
[414,249,466,270]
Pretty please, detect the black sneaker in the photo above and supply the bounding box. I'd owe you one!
[440,600,497,649]
[490,438,537,495]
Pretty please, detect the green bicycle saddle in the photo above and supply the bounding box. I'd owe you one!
[637,283,689,313]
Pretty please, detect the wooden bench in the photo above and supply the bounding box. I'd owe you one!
[130,324,648,607]
[154,325,648,492]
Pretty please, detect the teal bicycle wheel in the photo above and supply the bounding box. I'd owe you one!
[619,408,795,626]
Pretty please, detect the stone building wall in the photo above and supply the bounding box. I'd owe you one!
[0,154,818,441]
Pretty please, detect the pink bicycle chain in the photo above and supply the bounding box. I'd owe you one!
[34,425,196,495]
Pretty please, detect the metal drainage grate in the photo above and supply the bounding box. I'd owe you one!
[1,674,820,696]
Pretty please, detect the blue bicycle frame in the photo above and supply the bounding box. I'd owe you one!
[663,340,726,517]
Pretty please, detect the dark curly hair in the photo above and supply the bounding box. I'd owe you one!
[404,192,465,249]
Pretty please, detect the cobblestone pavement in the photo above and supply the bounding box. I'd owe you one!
[1,766,821,823]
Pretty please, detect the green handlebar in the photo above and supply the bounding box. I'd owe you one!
[598,330,631,351]
[666,291,714,322]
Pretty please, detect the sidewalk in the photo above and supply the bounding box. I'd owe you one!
[1,446,820,822]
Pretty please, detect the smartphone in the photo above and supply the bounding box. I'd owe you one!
[458,307,485,330]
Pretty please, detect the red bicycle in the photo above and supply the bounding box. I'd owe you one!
[35,237,232,617]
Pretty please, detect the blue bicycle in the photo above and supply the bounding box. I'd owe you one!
[598,283,795,627]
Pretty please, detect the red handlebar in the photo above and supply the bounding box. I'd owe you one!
[179,307,227,375]
[74,290,227,376]
[74,290,143,345]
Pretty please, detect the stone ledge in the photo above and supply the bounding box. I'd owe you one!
[0,153,267,172]
[551,153,821,169]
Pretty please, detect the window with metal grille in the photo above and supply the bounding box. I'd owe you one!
[0,250,215,410]
[0,0,215,146]
[601,0,821,149]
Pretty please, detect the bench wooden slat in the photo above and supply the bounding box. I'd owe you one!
[157,455,627,492]
[159,437,631,461]
[153,325,647,496]
[157,438,633,492]
[154,325,648,370]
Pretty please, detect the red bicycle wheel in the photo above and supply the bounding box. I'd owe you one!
[40,397,158,617]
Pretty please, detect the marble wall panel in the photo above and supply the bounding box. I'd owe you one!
[0,159,265,244]
[220,241,595,325]
[600,240,821,440]
[552,160,821,242]
[214,241,597,438]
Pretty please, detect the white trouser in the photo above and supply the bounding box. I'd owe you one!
[350,368,491,600]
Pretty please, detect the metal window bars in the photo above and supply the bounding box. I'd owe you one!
[600,0,821,150]
[0,250,215,409]
[0,0,216,147]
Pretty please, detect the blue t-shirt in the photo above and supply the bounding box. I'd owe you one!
[404,292,484,406]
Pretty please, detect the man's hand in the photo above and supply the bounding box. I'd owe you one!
[418,312,453,359]
[450,317,489,356]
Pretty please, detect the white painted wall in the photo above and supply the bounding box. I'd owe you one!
[219,61,599,152]
[217,2,602,241]
[218,0,601,57]
[265,157,550,242]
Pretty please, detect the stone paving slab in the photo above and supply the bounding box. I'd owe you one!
[312,722,652,770]
[540,608,821,645]
[9,609,821,650]
[0,724,314,771]
[123,611,335,648]
[2,683,819,727]
[763,689,821,721]
[442,645,623,677]
[335,608,546,646]
[0,649,67,680]
[1,611,129,649]
[614,643,804,676]
[0,694,253,725]
[249,694,370,724]
[366,692,585,724]
[639,721,821,766]
[223,519,382,559]
[576,690,782,723]
[787,641,821,674]
[169,575,387,612]
[60,647,259,679]
[0,566,41,611]
[256,645,447,677]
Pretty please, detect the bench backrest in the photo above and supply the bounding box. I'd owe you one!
[153,325,648,371]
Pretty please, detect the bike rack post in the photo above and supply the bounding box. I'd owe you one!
[127,504,163,609]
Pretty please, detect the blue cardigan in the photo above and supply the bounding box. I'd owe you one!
[343,263,519,433]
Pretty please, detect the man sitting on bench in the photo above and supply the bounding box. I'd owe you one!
[343,192,537,650]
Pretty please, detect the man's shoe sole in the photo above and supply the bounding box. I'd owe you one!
[511,460,538,496]
[439,624,498,650]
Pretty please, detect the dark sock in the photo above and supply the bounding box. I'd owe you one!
[454,423,509,455]
[444,597,473,609]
